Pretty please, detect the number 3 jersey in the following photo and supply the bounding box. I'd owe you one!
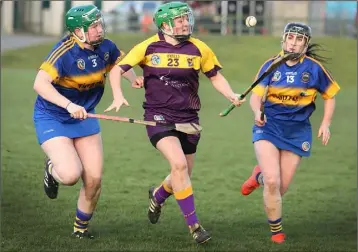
[117,32,222,122]
[34,35,125,122]
[252,52,341,122]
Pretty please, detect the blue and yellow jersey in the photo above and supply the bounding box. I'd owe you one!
[34,35,125,122]
[117,32,222,116]
[252,52,340,122]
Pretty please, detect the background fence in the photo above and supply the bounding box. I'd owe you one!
[2,1,357,38]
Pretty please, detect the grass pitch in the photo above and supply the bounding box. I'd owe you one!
[1,33,356,251]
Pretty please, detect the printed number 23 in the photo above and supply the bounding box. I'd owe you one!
[92,59,97,67]
[167,58,179,67]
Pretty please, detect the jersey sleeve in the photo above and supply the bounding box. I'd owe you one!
[106,41,126,73]
[199,42,222,78]
[316,64,340,100]
[39,43,68,81]
[252,59,274,96]
[117,42,148,73]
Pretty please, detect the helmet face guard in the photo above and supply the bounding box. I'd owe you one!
[281,22,312,59]
[154,2,195,43]
[65,5,106,46]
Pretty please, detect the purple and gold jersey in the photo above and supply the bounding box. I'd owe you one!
[118,32,222,122]
[34,35,124,122]
[252,52,340,122]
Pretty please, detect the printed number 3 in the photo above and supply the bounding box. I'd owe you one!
[92,59,97,67]
[167,58,179,67]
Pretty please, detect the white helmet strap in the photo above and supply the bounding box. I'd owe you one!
[72,27,86,43]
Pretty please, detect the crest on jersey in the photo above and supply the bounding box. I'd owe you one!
[302,141,310,151]
[272,71,281,81]
[154,115,165,121]
[77,59,85,70]
[104,52,109,61]
[187,57,193,67]
[301,72,310,83]
[151,54,161,65]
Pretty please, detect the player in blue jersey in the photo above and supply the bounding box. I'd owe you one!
[33,4,142,239]
[240,22,340,243]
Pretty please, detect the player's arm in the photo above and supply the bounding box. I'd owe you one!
[105,43,147,112]
[122,68,138,83]
[209,72,239,104]
[316,66,340,127]
[249,60,273,114]
[198,41,243,105]
[250,92,263,114]
[33,69,71,109]
[108,65,127,103]
[321,98,336,127]
[315,64,340,145]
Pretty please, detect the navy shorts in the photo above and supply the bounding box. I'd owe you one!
[252,117,312,157]
[33,109,100,145]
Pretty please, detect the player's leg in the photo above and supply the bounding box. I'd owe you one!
[71,133,103,239]
[41,136,83,199]
[148,154,194,223]
[279,150,301,195]
[254,140,285,243]
[148,132,197,224]
[151,137,196,207]
[242,149,301,196]
[156,136,210,244]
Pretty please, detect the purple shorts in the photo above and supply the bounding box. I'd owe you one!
[144,110,200,154]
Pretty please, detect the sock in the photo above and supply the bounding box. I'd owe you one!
[74,208,93,233]
[154,181,173,205]
[268,218,283,235]
[256,172,264,185]
[174,186,198,227]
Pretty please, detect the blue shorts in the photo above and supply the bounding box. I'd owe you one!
[33,109,100,145]
[252,118,312,157]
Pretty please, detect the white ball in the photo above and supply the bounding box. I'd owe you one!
[245,16,257,27]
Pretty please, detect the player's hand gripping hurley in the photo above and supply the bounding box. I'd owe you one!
[88,113,202,135]
[219,52,300,117]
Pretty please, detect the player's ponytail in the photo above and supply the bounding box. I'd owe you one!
[305,43,331,64]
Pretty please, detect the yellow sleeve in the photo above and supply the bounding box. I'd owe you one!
[117,35,159,72]
[189,38,222,78]
[252,84,265,96]
[39,36,75,80]
[39,62,60,80]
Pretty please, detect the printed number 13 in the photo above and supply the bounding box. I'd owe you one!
[287,75,295,83]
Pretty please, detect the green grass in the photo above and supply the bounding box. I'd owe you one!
[1,33,356,251]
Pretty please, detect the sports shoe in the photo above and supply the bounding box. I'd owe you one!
[271,232,285,243]
[72,230,94,239]
[241,165,261,196]
[43,158,59,199]
[148,186,162,224]
[189,223,211,244]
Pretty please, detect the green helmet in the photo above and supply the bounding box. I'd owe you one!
[65,4,105,45]
[153,1,195,42]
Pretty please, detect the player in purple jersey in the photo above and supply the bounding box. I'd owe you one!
[111,1,245,244]
[240,22,340,243]
[33,5,142,238]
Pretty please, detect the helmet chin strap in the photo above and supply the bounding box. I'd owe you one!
[161,23,191,43]
[72,28,104,46]
[72,28,87,43]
